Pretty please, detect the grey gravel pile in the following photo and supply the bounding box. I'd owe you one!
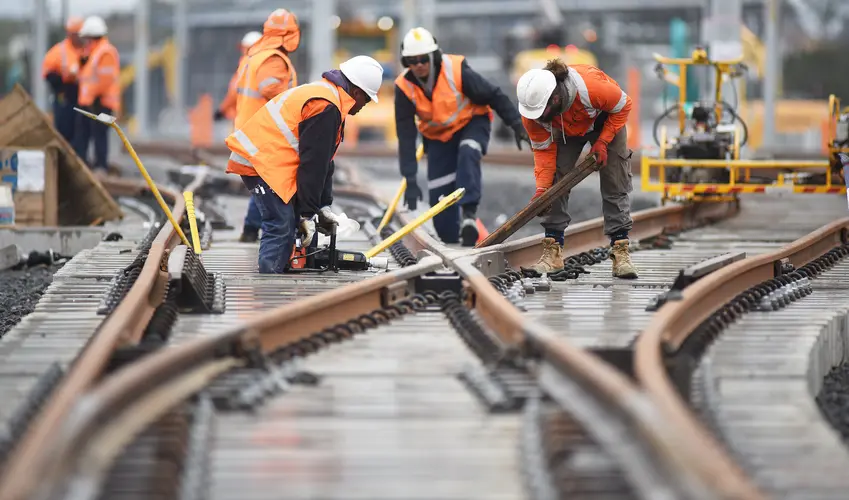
[0,265,62,338]
[816,363,849,440]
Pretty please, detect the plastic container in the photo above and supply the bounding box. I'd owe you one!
[0,184,14,225]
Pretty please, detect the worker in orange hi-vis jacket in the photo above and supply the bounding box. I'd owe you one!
[226,9,301,243]
[516,58,638,279]
[73,15,120,173]
[42,16,84,144]
[214,31,262,124]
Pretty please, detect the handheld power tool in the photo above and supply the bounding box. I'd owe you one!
[289,222,389,273]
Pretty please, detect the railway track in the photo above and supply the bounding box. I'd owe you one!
[0,145,846,500]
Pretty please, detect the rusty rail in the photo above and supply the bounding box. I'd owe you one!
[634,218,849,500]
[0,173,207,500]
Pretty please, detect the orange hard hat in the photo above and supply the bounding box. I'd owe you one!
[65,16,84,33]
[255,8,301,54]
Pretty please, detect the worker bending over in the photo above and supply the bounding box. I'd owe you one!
[226,9,300,244]
[225,55,383,274]
[214,31,262,123]
[516,59,638,279]
[42,16,84,144]
[395,27,530,246]
[73,16,120,173]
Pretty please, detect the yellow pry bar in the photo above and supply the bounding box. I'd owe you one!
[365,186,465,259]
[183,191,202,254]
[74,107,191,248]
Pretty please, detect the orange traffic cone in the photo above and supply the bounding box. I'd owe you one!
[475,218,489,245]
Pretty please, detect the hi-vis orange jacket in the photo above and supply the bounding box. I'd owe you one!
[78,38,121,112]
[394,54,492,142]
[218,54,247,120]
[225,79,355,205]
[233,50,297,130]
[42,39,81,84]
[523,64,631,189]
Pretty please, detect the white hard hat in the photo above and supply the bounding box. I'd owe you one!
[79,16,107,37]
[401,27,438,57]
[339,55,384,103]
[516,68,557,120]
[241,31,262,48]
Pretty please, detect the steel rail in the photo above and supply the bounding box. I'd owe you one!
[27,179,746,500]
[634,218,849,500]
[0,174,207,500]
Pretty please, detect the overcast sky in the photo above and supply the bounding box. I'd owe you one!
[4,0,139,20]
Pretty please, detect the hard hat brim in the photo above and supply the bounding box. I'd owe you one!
[518,101,546,120]
[367,91,379,103]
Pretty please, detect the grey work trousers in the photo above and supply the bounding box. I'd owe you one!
[540,126,634,237]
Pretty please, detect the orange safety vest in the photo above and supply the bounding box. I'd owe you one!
[78,38,121,112]
[394,54,492,142]
[219,54,246,120]
[523,64,631,189]
[225,79,355,204]
[234,49,297,129]
[42,39,81,83]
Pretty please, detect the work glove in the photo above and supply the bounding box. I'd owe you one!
[213,110,225,121]
[512,123,531,151]
[531,187,551,216]
[317,206,339,235]
[404,178,423,211]
[590,140,609,167]
[298,216,316,247]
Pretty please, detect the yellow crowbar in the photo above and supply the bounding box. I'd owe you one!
[183,191,202,254]
[365,186,464,259]
[376,143,425,233]
[74,107,191,248]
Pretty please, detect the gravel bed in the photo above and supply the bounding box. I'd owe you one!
[817,363,849,442]
[0,264,63,338]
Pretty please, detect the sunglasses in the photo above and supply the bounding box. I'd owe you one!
[404,55,429,66]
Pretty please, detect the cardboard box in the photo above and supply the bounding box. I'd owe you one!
[0,147,58,226]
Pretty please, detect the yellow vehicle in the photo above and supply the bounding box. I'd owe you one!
[640,48,840,203]
[510,44,598,88]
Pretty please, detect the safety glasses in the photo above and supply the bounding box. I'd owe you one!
[403,55,429,66]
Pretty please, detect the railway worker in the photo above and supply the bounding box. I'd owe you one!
[214,30,264,243]
[226,9,301,244]
[225,55,384,274]
[42,16,84,145]
[515,58,638,279]
[395,27,531,247]
[73,16,120,173]
[214,31,262,124]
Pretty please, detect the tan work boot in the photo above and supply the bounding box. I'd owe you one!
[528,237,565,274]
[610,239,638,279]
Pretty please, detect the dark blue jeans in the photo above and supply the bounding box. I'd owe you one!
[243,194,263,234]
[240,176,297,274]
[73,107,110,170]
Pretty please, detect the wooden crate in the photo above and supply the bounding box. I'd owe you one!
[0,147,59,226]
[0,85,122,225]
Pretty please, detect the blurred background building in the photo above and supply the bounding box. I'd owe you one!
[3,0,849,155]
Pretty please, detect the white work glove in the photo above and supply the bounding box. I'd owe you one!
[317,206,339,235]
[320,206,361,233]
[298,216,316,247]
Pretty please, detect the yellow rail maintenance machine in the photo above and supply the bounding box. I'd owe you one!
[641,48,845,204]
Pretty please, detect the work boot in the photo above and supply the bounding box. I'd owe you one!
[460,218,479,247]
[239,228,259,243]
[527,237,565,274]
[610,239,638,279]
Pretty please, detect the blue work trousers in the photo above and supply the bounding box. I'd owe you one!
[52,87,77,145]
[243,194,263,234]
[241,175,297,274]
[423,114,491,243]
[73,107,110,171]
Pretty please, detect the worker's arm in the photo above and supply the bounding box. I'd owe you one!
[41,45,63,95]
[320,159,336,208]
[394,83,419,179]
[256,55,292,101]
[588,74,632,145]
[217,68,239,118]
[460,59,522,128]
[522,116,558,189]
[296,100,342,218]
